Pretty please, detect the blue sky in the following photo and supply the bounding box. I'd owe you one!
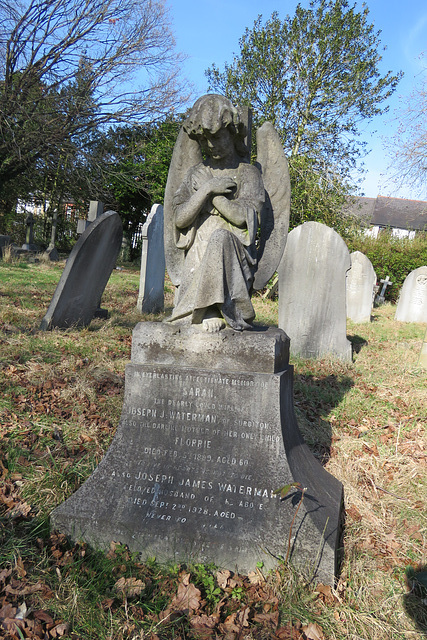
[168,0,427,199]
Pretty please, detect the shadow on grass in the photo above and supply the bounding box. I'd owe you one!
[403,564,427,637]
[347,333,368,354]
[293,372,354,465]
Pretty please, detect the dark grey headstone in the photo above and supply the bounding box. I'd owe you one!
[40,211,122,330]
[137,204,165,314]
[278,222,352,361]
[51,323,343,585]
[44,246,59,262]
[0,235,11,257]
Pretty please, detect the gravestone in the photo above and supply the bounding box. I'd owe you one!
[51,95,343,585]
[77,200,104,235]
[40,210,122,330]
[136,204,165,314]
[346,251,376,323]
[51,322,343,585]
[0,235,11,258]
[278,221,352,361]
[22,212,39,251]
[374,275,393,306]
[395,266,427,323]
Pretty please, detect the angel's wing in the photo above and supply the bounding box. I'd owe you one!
[163,128,202,286]
[253,122,291,291]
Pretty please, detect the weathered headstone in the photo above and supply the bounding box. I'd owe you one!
[0,235,11,258]
[77,200,104,235]
[40,210,122,330]
[136,204,165,314]
[395,266,427,323]
[278,221,352,361]
[346,251,376,323]
[374,276,393,306]
[22,212,39,251]
[51,322,343,585]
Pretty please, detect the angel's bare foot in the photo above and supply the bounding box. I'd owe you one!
[197,306,226,332]
[202,317,226,332]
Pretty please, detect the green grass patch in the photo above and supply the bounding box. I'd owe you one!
[0,256,425,639]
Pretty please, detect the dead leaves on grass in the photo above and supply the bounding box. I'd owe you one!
[0,560,66,639]
[153,569,333,640]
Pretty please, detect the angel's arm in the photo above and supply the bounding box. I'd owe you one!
[213,164,264,228]
[211,195,247,227]
[174,168,237,229]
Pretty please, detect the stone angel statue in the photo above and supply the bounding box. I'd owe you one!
[164,94,290,332]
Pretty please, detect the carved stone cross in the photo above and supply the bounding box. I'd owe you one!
[375,275,393,305]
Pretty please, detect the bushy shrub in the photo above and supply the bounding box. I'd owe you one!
[347,231,427,302]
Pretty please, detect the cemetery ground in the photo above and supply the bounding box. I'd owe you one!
[0,258,425,640]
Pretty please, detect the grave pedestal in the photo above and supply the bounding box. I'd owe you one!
[51,323,343,585]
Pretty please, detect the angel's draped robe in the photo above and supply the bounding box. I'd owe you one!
[170,161,265,330]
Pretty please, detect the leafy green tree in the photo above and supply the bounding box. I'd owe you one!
[347,231,427,302]
[206,0,402,232]
[92,117,181,259]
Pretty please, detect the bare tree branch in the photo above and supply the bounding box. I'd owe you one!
[0,0,190,186]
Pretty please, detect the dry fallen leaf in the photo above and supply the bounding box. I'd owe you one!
[216,569,231,589]
[253,611,279,629]
[15,555,26,578]
[248,570,265,586]
[114,576,145,598]
[5,581,44,596]
[315,583,338,605]
[50,622,70,637]
[190,612,220,638]
[275,623,302,639]
[170,580,201,613]
[0,603,16,621]
[302,621,325,639]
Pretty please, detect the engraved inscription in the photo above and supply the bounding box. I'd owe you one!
[110,365,286,535]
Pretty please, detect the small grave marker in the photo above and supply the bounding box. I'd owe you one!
[374,276,393,306]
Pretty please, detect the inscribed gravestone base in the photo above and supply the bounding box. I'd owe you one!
[278,221,352,361]
[51,322,343,586]
[40,211,122,330]
[346,251,376,323]
[395,266,427,323]
[136,204,165,314]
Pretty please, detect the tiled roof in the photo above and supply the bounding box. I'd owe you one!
[345,196,427,231]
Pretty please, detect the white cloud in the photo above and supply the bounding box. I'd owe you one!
[403,13,427,70]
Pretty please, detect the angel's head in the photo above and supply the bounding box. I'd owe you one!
[183,94,248,160]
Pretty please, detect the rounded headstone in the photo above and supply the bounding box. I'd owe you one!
[346,251,376,323]
[395,266,427,323]
[278,221,352,361]
[40,211,122,330]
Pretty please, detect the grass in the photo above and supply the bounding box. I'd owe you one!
[0,257,426,639]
